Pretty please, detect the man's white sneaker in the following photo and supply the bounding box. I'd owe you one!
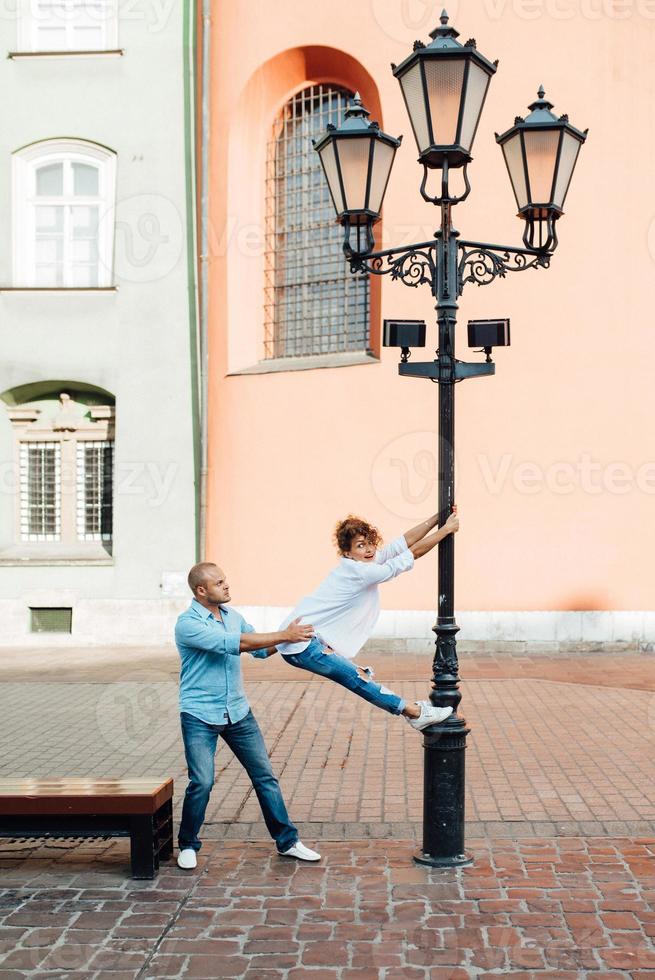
[280,841,321,862]
[177,848,198,870]
[406,703,453,732]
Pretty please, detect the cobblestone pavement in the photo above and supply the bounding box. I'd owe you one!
[0,649,654,834]
[1,647,654,976]
[0,836,654,978]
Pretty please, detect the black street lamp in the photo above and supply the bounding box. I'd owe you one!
[314,9,587,868]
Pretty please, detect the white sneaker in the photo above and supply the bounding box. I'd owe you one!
[280,841,321,862]
[406,703,453,732]
[177,848,197,869]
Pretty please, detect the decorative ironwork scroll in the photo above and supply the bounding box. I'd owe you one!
[457,242,550,295]
[349,245,436,291]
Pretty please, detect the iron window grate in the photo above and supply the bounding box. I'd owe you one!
[264,84,370,359]
[76,440,114,541]
[20,441,61,541]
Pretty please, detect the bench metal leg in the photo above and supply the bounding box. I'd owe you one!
[130,815,157,879]
[158,798,174,861]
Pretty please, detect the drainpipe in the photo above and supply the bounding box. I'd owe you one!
[183,0,202,562]
[198,0,211,560]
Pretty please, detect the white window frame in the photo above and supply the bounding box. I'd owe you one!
[18,0,119,53]
[13,139,116,288]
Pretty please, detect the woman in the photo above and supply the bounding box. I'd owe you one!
[276,508,460,732]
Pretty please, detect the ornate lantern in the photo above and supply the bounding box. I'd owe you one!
[496,87,587,250]
[392,9,497,199]
[313,93,401,255]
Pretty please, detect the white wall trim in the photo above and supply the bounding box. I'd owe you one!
[237,607,655,646]
[0,601,653,648]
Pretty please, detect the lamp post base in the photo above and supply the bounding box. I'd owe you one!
[419,713,471,867]
[413,850,473,869]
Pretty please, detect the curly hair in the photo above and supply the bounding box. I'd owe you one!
[333,515,382,555]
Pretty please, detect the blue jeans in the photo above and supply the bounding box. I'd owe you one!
[178,709,298,853]
[282,637,405,715]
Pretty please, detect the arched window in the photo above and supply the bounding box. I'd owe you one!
[13,139,116,287]
[1,384,115,559]
[18,0,118,53]
[264,85,370,359]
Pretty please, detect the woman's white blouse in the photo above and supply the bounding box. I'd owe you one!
[277,536,414,660]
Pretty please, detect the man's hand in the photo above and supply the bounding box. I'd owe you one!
[444,507,459,535]
[283,617,314,644]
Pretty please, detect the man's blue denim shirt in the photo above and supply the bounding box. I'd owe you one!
[175,598,268,725]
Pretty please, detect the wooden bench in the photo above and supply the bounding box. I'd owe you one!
[0,777,174,879]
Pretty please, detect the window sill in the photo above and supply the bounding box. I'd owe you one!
[0,557,114,567]
[0,286,118,293]
[230,351,380,376]
[0,546,113,566]
[8,50,124,60]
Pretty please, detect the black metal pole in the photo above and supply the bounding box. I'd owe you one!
[414,197,472,868]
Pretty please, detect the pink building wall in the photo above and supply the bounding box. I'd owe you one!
[204,0,655,620]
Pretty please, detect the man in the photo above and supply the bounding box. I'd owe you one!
[175,561,320,869]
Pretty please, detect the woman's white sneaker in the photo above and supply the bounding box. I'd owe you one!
[280,841,321,861]
[177,848,198,869]
[406,703,453,732]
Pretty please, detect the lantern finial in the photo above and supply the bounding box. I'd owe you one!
[528,87,555,115]
[343,93,371,124]
[429,8,459,40]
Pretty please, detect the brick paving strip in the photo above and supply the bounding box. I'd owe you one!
[0,836,654,977]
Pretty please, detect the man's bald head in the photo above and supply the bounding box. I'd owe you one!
[188,562,218,595]
[187,563,231,609]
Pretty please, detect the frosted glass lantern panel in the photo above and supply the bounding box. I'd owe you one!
[502,134,528,210]
[459,63,490,152]
[319,142,345,215]
[400,62,430,154]
[337,138,371,212]
[552,132,582,209]
[424,58,465,146]
[368,141,396,214]
[524,129,560,203]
